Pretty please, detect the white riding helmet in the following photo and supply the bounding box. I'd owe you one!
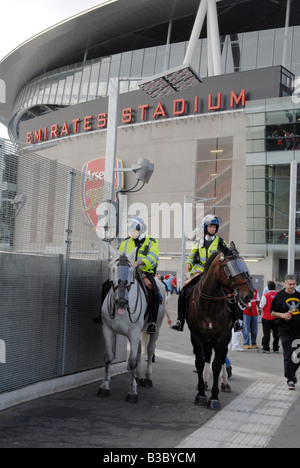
[202,214,220,234]
[127,217,147,239]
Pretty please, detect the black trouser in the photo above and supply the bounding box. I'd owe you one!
[144,272,159,324]
[262,319,279,352]
[177,275,202,323]
[280,334,300,383]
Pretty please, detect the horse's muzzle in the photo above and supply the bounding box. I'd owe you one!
[116,298,128,308]
[116,280,129,309]
[244,293,253,304]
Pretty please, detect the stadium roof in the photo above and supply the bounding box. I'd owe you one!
[0,0,299,126]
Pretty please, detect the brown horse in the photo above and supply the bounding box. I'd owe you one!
[186,242,254,410]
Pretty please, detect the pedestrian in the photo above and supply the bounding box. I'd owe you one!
[160,276,169,304]
[241,288,260,349]
[171,274,178,295]
[271,274,300,390]
[263,278,282,294]
[260,281,279,353]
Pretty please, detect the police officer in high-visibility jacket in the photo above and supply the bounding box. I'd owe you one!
[186,215,227,277]
[119,217,160,335]
[172,215,243,332]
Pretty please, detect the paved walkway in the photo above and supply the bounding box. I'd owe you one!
[0,294,299,448]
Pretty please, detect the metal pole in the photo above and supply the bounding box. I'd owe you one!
[181,195,216,288]
[282,0,291,66]
[104,77,120,201]
[163,20,173,70]
[61,168,76,375]
[184,0,208,65]
[288,160,297,274]
[181,196,188,290]
[207,0,222,76]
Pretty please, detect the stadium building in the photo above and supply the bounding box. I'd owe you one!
[1,0,300,286]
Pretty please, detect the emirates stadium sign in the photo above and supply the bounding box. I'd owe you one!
[24,89,246,145]
[20,66,290,145]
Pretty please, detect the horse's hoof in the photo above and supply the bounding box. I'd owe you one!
[142,379,153,388]
[208,399,221,410]
[221,383,232,393]
[97,388,110,398]
[136,378,143,386]
[195,395,208,406]
[126,393,138,404]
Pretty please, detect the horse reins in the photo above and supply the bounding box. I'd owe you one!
[198,254,252,302]
[110,259,145,323]
[191,253,252,329]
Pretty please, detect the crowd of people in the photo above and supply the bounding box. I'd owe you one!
[229,275,300,390]
[157,274,179,299]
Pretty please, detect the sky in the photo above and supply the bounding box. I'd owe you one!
[0,0,110,138]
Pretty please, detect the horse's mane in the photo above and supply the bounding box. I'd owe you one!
[202,245,234,275]
[202,252,219,275]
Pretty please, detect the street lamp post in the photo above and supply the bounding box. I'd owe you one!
[181,195,216,289]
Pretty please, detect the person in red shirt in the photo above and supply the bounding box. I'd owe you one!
[171,274,178,295]
[240,288,260,349]
[259,281,279,353]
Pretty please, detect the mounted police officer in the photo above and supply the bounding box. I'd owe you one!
[119,217,160,335]
[172,214,243,332]
[186,215,227,277]
[94,217,160,335]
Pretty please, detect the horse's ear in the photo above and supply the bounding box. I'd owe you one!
[128,248,137,264]
[219,241,229,256]
[229,241,239,254]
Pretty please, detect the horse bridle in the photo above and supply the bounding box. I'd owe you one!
[199,252,253,302]
[110,255,143,323]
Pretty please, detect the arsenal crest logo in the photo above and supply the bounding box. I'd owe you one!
[81,157,124,229]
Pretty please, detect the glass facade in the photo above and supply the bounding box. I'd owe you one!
[196,137,233,242]
[9,25,300,140]
[246,97,300,245]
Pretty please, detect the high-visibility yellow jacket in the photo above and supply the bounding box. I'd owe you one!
[119,236,159,275]
[186,236,227,275]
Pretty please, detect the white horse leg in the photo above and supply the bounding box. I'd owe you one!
[203,362,211,390]
[98,325,115,397]
[126,334,140,403]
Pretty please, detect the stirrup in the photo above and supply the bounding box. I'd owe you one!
[146,322,157,335]
[171,320,184,332]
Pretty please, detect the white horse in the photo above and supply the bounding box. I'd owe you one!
[98,247,166,403]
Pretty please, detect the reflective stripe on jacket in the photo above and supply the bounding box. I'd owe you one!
[186,236,227,275]
[119,236,159,274]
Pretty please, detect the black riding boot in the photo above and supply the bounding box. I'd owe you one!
[171,290,185,332]
[146,291,159,334]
